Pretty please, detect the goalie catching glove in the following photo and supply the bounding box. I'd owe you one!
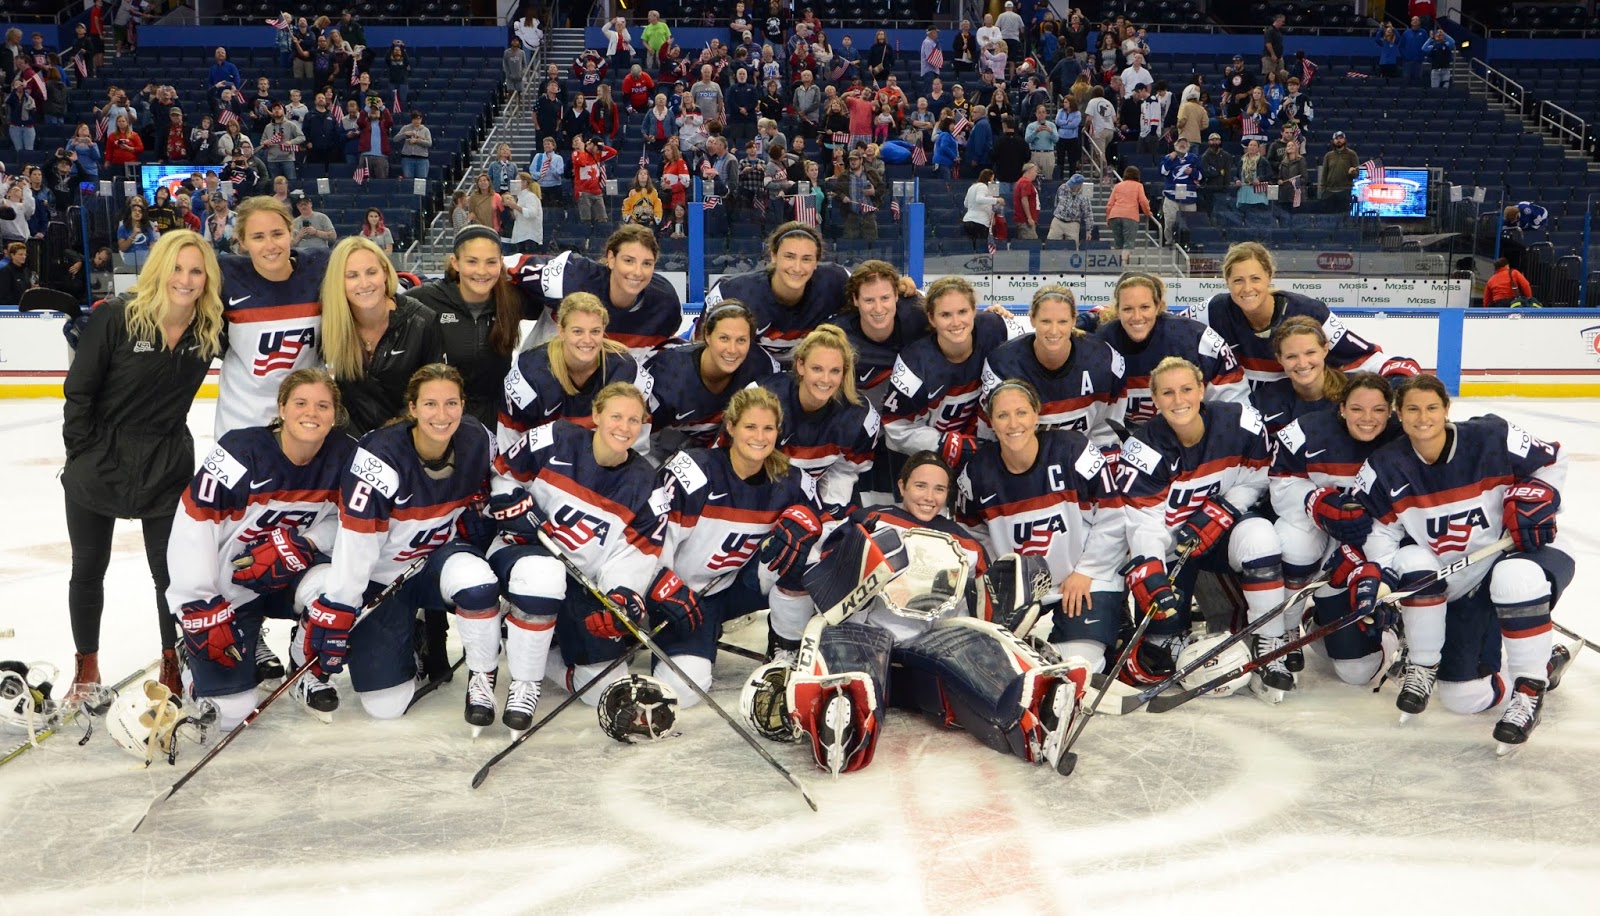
[230,527,315,592]
[978,552,1053,635]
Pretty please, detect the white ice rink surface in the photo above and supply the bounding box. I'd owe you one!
[2,396,1599,916]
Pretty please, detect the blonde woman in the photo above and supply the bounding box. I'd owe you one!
[320,236,444,435]
[755,323,879,506]
[504,170,544,254]
[61,230,226,699]
[497,291,652,453]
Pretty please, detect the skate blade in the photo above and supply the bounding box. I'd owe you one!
[1397,711,1415,725]
[1495,740,1523,758]
[296,702,333,725]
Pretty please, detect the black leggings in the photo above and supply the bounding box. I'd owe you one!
[65,495,177,654]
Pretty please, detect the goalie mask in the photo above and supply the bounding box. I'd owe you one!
[739,661,800,742]
[1176,633,1253,698]
[0,660,61,740]
[107,680,211,766]
[597,675,679,743]
[978,553,1054,635]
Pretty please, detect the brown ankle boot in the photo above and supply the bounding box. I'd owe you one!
[67,652,101,704]
[159,648,182,696]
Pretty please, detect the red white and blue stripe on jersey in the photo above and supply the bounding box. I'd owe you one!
[653,447,821,596]
[1269,410,1403,539]
[883,311,1022,457]
[508,250,685,359]
[835,298,932,401]
[1353,414,1567,601]
[168,426,355,610]
[702,263,852,366]
[497,345,652,453]
[492,420,662,593]
[755,372,880,507]
[322,417,496,609]
[1188,290,1388,389]
[1093,314,1249,426]
[979,333,1128,449]
[215,248,330,437]
[1119,400,1274,562]
[954,429,1125,588]
[644,342,778,451]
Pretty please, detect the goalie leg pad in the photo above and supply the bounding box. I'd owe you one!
[788,669,883,774]
[804,620,895,710]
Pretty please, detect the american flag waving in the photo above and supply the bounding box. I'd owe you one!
[1361,158,1385,185]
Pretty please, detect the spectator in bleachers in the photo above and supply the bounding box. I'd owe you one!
[962,168,1003,250]
[360,206,393,257]
[391,110,432,183]
[300,92,338,175]
[622,167,663,230]
[1276,141,1307,212]
[642,11,672,71]
[6,78,39,150]
[530,135,566,205]
[63,124,100,180]
[792,69,822,138]
[146,185,177,232]
[260,103,303,181]
[0,178,33,246]
[1374,25,1401,81]
[1484,257,1532,307]
[0,241,32,304]
[998,2,1027,65]
[312,35,334,87]
[1176,83,1207,146]
[290,18,315,80]
[591,85,622,141]
[1317,129,1357,207]
[208,47,241,98]
[466,172,500,231]
[1064,10,1089,65]
[66,24,100,85]
[975,14,1002,56]
[678,99,708,158]
[654,138,688,211]
[43,67,66,127]
[1048,173,1091,244]
[622,64,656,115]
[840,150,881,241]
[533,81,563,147]
[503,37,526,100]
[514,11,543,64]
[966,104,995,173]
[1240,88,1271,148]
[1422,29,1456,89]
[1160,136,1201,242]
[172,193,201,233]
[993,116,1029,205]
[1400,17,1429,87]
[104,114,142,180]
[327,30,356,87]
[292,194,336,251]
[642,92,677,153]
[505,172,543,254]
[1083,87,1116,176]
[1120,54,1153,101]
[1262,13,1286,79]
[1106,165,1151,258]
[1013,162,1041,240]
[1266,122,1299,170]
[725,67,759,147]
[1236,140,1274,214]
[356,96,392,180]
[386,41,412,112]
[603,16,635,74]
[861,30,892,85]
[1279,75,1312,133]
[572,135,617,225]
[483,143,517,195]
[1200,131,1234,214]
[206,193,235,253]
[563,90,591,145]
[114,198,155,270]
[450,190,470,230]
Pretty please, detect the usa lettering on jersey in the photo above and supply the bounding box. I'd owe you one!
[252,327,317,377]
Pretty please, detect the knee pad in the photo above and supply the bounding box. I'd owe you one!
[767,588,815,641]
[208,689,259,732]
[1227,517,1283,578]
[1489,557,1552,620]
[652,655,713,710]
[440,551,498,613]
[1393,545,1446,600]
[1438,676,1501,716]
[1330,654,1382,687]
[293,564,332,613]
[357,681,416,719]
[569,660,627,707]
[1274,519,1329,577]
[505,554,567,617]
[1054,639,1106,674]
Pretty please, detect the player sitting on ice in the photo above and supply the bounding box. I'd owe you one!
[741,453,1090,776]
[1351,375,1580,753]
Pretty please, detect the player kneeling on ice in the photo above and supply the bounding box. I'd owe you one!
[165,369,355,731]
[1270,372,1405,688]
[299,365,499,722]
[480,382,662,734]
[1351,375,1579,752]
[1120,358,1293,702]
[742,450,1089,776]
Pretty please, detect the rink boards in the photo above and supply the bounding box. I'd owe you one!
[1,275,1595,396]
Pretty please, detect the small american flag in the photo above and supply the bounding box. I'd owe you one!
[859,201,877,213]
[539,154,551,179]
[1345,70,1371,79]
[952,114,969,135]
[754,193,768,216]
[73,54,87,78]
[93,115,109,140]
[911,143,927,166]
[928,47,944,70]
[638,147,649,168]
[1290,175,1303,208]
[393,89,400,113]
[1361,158,1385,185]
[987,229,997,255]
[217,109,237,127]
[354,159,369,185]
[793,193,817,227]
[1252,182,1269,195]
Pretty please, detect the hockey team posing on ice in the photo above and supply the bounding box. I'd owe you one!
[24,209,1583,783]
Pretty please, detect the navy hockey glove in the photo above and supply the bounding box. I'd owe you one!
[230,527,316,592]
[938,431,980,471]
[646,568,704,639]
[1325,543,1393,630]
[179,596,245,668]
[488,487,542,540]
[1503,478,1560,551]
[302,596,357,677]
[1173,496,1238,558]
[1379,356,1422,382]
[453,491,496,547]
[757,504,822,582]
[588,586,647,641]
[1123,556,1183,620]
[1305,486,1372,545]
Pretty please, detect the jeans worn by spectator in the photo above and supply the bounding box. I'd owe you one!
[401,157,428,180]
[266,160,296,181]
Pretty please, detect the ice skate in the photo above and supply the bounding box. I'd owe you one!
[1395,660,1438,723]
[292,674,339,724]
[1545,640,1580,692]
[1493,677,1547,756]
[254,626,285,685]
[464,669,497,738]
[1283,617,1305,673]
[1248,634,1294,705]
[502,679,540,733]
[1366,630,1402,690]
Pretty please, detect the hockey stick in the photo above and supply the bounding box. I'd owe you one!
[132,557,428,833]
[17,286,84,320]
[716,639,766,663]
[535,530,819,812]
[404,654,466,713]
[0,656,161,768]
[1147,536,1514,714]
[1056,556,1190,769]
[470,623,668,790]
[1552,621,1600,654]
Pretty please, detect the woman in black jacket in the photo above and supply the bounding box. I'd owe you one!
[320,236,444,435]
[61,229,226,699]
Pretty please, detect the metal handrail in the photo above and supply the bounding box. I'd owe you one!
[1467,57,1527,114]
[1538,99,1589,152]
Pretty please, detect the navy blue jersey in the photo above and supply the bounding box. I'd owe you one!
[215,248,331,437]
[492,420,662,593]
[1270,409,1402,531]
[1353,414,1567,599]
[644,341,778,453]
[834,297,931,404]
[883,311,1023,456]
[755,372,880,506]
[509,250,684,359]
[654,447,820,596]
[1094,313,1249,427]
[498,345,652,453]
[1189,290,1387,388]
[1249,377,1336,435]
[322,417,496,608]
[955,429,1125,589]
[1119,400,1274,562]
[167,425,355,611]
[979,332,1128,448]
[702,263,852,366]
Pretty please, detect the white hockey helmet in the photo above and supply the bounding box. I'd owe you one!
[739,660,800,743]
[107,679,188,765]
[1176,633,1253,698]
[0,660,61,738]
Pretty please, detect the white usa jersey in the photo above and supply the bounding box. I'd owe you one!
[214,248,329,437]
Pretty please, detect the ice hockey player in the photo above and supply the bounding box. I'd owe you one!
[645,300,777,456]
[702,221,853,366]
[754,324,881,506]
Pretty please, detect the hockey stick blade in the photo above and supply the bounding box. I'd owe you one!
[534,530,818,812]
[0,656,161,768]
[470,623,668,790]
[133,556,428,833]
[1147,536,1513,714]
[17,287,83,320]
[405,654,466,713]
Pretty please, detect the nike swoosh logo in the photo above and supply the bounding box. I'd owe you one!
[1389,484,1409,497]
[250,478,273,489]
[1168,460,1181,473]
[709,491,729,500]
[1264,412,1285,421]
[390,349,404,355]
[927,386,947,400]
[550,458,573,467]
[676,410,697,420]
[980,494,997,504]
[228,295,251,305]
[395,494,414,505]
[1306,449,1326,458]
